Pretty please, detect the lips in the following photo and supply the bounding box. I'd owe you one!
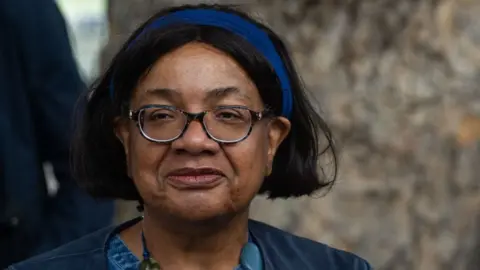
[165,167,225,189]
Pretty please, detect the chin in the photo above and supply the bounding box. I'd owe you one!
[146,181,248,223]
[168,194,241,222]
[178,209,230,223]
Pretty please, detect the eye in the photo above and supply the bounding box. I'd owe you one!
[148,109,177,121]
[213,108,249,122]
[217,111,240,120]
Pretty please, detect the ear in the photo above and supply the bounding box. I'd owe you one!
[114,116,131,158]
[266,116,291,164]
[114,116,133,177]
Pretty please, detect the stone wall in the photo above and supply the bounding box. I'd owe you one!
[104,1,480,269]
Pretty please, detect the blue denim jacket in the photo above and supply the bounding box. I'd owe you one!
[8,218,372,270]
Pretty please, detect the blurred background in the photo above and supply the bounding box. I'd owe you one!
[36,0,480,269]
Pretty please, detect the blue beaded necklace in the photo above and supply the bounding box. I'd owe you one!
[138,230,263,270]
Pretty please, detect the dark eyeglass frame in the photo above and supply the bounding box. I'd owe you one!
[128,104,272,144]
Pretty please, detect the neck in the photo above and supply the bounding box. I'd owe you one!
[139,209,250,269]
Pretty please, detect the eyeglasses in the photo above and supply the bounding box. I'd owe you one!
[129,105,271,144]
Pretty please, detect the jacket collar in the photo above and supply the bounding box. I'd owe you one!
[98,217,276,270]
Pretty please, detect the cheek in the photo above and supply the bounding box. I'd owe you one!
[128,131,169,192]
[225,135,269,195]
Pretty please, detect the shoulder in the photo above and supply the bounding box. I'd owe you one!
[249,219,372,270]
[8,226,113,270]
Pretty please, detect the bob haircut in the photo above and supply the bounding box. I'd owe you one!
[72,3,337,201]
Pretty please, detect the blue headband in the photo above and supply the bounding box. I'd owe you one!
[110,9,293,118]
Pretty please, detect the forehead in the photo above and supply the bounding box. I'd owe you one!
[133,42,260,104]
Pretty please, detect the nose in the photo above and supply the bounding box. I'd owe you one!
[170,119,220,155]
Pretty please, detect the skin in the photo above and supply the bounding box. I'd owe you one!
[115,42,290,269]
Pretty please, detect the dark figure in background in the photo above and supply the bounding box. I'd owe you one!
[0,0,114,267]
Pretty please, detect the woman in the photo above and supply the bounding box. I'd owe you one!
[9,3,372,270]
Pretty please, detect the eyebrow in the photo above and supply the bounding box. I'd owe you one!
[144,88,179,100]
[144,86,251,102]
[205,86,251,101]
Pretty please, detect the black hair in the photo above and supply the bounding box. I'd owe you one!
[72,3,337,201]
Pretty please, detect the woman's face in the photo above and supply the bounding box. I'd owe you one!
[116,42,290,222]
